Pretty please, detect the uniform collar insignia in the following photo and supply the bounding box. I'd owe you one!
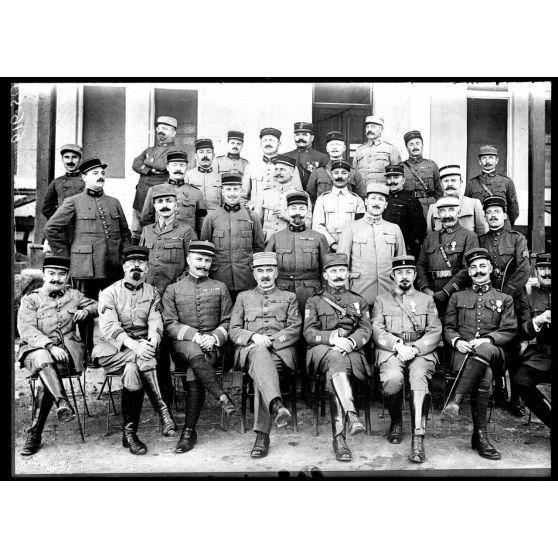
[408,156,423,164]
[65,171,81,177]
[257,286,276,294]
[197,166,213,173]
[364,213,382,225]
[124,282,144,292]
[48,289,65,299]
[187,273,207,283]
[169,178,185,186]
[86,188,103,197]
[224,202,241,212]
[263,156,274,164]
[288,223,305,232]
[472,283,491,293]
[326,285,346,295]
[482,171,496,178]
[228,153,240,160]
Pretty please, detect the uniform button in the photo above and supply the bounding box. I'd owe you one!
[264,326,268,330]
[478,319,481,322]
[290,276,294,279]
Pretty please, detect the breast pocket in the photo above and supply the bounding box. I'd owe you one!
[162,239,184,263]
[456,300,475,325]
[371,151,390,171]
[180,199,196,219]
[276,247,293,267]
[213,230,226,249]
[244,311,260,330]
[321,307,338,330]
[483,299,501,325]
[351,237,368,259]
[134,300,152,321]
[302,246,319,269]
[76,213,98,234]
[383,310,403,332]
[239,229,252,249]
[382,233,397,257]
[275,308,288,326]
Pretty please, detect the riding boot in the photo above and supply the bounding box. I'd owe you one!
[508,392,526,418]
[121,388,147,455]
[409,390,428,463]
[331,373,365,436]
[443,392,466,419]
[175,380,205,453]
[519,385,552,428]
[470,389,501,460]
[141,369,177,436]
[330,391,351,461]
[38,364,75,422]
[20,388,54,455]
[385,389,403,443]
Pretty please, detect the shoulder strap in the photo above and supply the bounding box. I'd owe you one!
[390,292,420,331]
[438,230,453,269]
[320,294,346,317]
[403,160,428,190]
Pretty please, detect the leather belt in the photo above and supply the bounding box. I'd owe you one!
[393,331,424,342]
[431,270,453,278]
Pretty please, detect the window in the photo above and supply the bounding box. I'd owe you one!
[82,86,126,178]
[313,83,371,105]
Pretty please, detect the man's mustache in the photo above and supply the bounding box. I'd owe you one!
[132,267,143,272]
[260,277,271,282]
[173,171,184,175]
[296,139,306,143]
[194,267,209,272]
[333,278,344,282]
[471,271,488,277]
[334,178,345,182]
[200,156,210,161]
[540,274,551,279]
[441,217,455,223]
[48,281,63,285]
[371,205,381,210]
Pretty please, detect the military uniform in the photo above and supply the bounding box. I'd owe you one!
[248,156,302,203]
[401,157,442,217]
[383,188,426,259]
[185,166,223,212]
[229,281,301,434]
[216,153,250,176]
[305,162,366,206]
[338,213,406,307]
[465,172,519,227]
[41,172,85,220]
[200,202,265,297]
[416,224,479,315]
[312,188,365,248]
[352,139,401,184]
[141,179,207,236]
[282,147,329,189]
[426,196,488,236]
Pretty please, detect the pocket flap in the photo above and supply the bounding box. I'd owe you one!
[71,245,93,254]
[456,300,475,309]
[214,230,225,238]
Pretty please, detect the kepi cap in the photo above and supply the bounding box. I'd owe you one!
[78,157,107,174]
[365,115,384,127]
[535,253,551,267]
[122,246,149,262]
[221,172,243,186]
[253,252,277,267]
[439,165,461,179]
[479,145,498,157]
[273,154,297,168]
[391,255,416,271]
[384,164,404,176]
[43,256,70,271]
[260,127,282,140]
[156,116,177,128]
[324,253,349,270]
[227,130,244,141]
[151,183,177,200]
[403,130,422,144]
[286,191,309,206]
[465,247,491,267]
[366,181,390,197]
[188,240,215,257]
[166,151,188,164]
[60,144,82,157]
[435,195,460,210]
[483,195,507,211]
[293,122,313,133]
[195,138,214,151]
[326,131,345,143]
[330,160,351,172]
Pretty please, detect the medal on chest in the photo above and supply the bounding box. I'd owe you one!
[448,241,457,252]
[409,301,416,314]
[353,302,361,316]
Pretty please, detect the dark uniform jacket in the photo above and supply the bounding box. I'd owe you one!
[141,180,207,236]
[444,283,517,369]
[479,227,530,298]
[229,286,301,371]
[17,286,98,367]
[132,141,176,212]
[383,188,427,259]
[41,173,85,220]
[417,224,479,297]
[371,288,441,366]
[515,285,551,371]
[44,190,131,280]
[140,219,196,294]
[283,147,329,188]
[305,162,366,206]
[200,204,265,293]
[402,157,442,202]
[303,285,372,381]
[266,224,329,312]
[465,172,520,226]
[162,273,233,347]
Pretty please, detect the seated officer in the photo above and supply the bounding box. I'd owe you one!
[443,248,517,460]
[162,240,236,454]
[17,256,98,456]
[371,256,442,463]
[92,247,177,455]
[304,253,372,462]
[229,252,302,458]
[512,253,551,428]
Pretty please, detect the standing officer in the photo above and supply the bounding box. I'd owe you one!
[44,157,131,357]
[382,164,427,260]
[253,154,309,241]
[215,130,251,194]
[140,183,197,405]
[312,160,365,251]
[512,253,551,428]
[479,195,531,411]
[131,116,178,244]
[465,145,519,228]
[200,173,265,302]
[247,127,302,205]
[283,122,329,189]
[162,240,236,454]
[426,165,488,235]
[92,247,177,455]
[17,256,98,456]
[443,248,517,460]
[338,182,406,308]
[229,252,302,458]
[306,131,366,206]
[141,151,207,237]
[41,144,84,220]
[304,253,372,462]
[352,116,401,185]
[371,256,442,463]
[417,196,479,319]
[266,191,329,313]
[185,138,223,212]
[401,130,442,217]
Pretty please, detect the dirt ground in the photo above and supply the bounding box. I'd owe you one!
[13,361,551,478]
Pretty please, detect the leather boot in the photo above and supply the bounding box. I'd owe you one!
[330,392,351,460]
[121,388,147,455]
[508,393,526,418]
[38,364,75,422]
[141,369,177,436]
[443,392,466,419]
[20,388,54,456]
[250,431,270,458]
[175,427,198,453]
[493,374,508,406]
[471,389,501,460]
[331,373,365,436]
[385,390,403,444]
[409,435,425,463]
[409,390,428,463]
[270,397,291,428]
[333,435,352,461]
[519,386,551,428]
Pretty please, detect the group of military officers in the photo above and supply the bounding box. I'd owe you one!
[17,114,550,465]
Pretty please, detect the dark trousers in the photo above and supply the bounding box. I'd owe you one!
[510,365,551,427]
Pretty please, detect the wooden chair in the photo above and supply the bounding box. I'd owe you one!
[96,370,122,436]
